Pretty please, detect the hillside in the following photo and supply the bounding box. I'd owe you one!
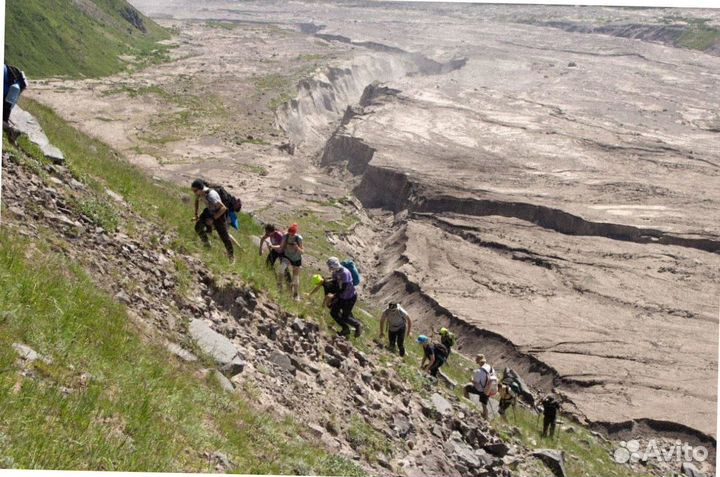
[4,0,170,78]
[0,98,671,476]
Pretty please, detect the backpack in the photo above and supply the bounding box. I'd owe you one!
[433,343,449,361]
[6,65,28,91]
[483,365,499,397]
[209,184,242,212]
[340,259,361,286]
[441,332,456,348]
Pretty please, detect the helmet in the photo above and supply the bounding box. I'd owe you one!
[416,335,429,344]
[288,223,299,234]
[439,327,449,336]
[311,274,324,286]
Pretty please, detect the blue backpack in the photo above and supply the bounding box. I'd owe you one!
[341,259,361,286]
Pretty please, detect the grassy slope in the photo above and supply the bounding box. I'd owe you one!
[15,97,648,475]
[5,0,170,78]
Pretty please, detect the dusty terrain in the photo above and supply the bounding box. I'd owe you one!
[27,0,718,450]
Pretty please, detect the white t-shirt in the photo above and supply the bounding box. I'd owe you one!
[382,305,409,332]
[203,189,223,213]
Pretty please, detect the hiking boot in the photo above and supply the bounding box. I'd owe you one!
[354,323,363,338]
[228,255,236,265]
[338,327,351,338]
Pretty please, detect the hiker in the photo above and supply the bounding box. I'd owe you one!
[191,179,234,262]
[307,274,337,308]
[417,335,448,378]
[540,394,560,438]
[438,327,456,357]
[463,354,498,419]
[259,223,291,284]
[279,223,303,300]
[379,302,412,356]
[326,257,363,337]
[3,64,27,126]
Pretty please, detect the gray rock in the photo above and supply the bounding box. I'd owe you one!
[393,414,412,438]
[430,392,453,416]
[12,343,51,364]
[105,188,126,204]
[681,462,708,477]
[10,107,65,164]
[269,350,295,375]
[165,342,198,362]
[220,359,245,377]
[484,441,510,457]
[532,449,566,477]
[189,319,241,367]
[213,370,235,392]
[445,437,480,468]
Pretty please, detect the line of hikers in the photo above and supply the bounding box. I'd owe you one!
[191,178,560,435]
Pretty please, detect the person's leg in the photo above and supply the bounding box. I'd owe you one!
[480,393,489,419]
[277,259,289,291]
[330,301,349,336]
[388,329,398,352]
[542,414,551,437]
[397,327,406,357]
[340,295,361,336]
[291,265,301,300]
[195,209,212,246]
[213,215,234,260]
[3,102,11,124]
[549,415,556,438]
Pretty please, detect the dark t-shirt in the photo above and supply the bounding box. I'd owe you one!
[424,344,447,361]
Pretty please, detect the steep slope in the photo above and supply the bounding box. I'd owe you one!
[0,99,669,476]
[4,0,169,77]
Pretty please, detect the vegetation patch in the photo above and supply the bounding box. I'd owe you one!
[5,0,170,78]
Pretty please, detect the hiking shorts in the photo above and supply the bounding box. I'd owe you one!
[282,256,302,268]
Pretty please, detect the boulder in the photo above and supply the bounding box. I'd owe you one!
[484,441,510,457]
[10,107,65,164]
[444,436,480,469]
[269,350,295,375]
[213,370,235,392]
[189,319,243,372]
[430,393,453,416]
[532,449,566,477]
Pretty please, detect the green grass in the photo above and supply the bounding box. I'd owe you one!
[5,0,170,78]
[678,25,720,51]
[0,229,362,474]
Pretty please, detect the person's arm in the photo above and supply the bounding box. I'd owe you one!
[426,353,435,371]
[405,313,412,337]
[194,196,199,221]
[259,234,268,255]
[378,311,387,337]
[296,236,304,253]
[213,203,227,221]
[279,236,287,252]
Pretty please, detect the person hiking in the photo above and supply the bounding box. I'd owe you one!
[279,223,303,300]
[438,327,456,357]
[379,302,412,356]
[191,179,234,262]
[3,64,27,126]
[463,354,498,419]
[326,257,363,337]
[307,274,337,308]
[259,223,291,284]
[540,394,560,438]
[417,335,448,378]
